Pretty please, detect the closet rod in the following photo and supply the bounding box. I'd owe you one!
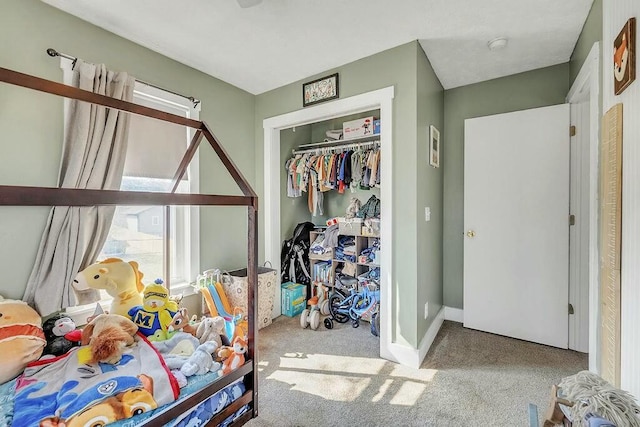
[292,139,380,155]
[46,48,201,108]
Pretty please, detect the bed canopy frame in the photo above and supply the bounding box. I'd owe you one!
[0,66,259,426]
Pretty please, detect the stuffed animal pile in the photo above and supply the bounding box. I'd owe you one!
[2,259,250,389]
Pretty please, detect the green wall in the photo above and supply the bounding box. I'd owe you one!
[570,0,603,86]
[442,63,570,309]
[0,0,256,301]
[256,41,443,347]
[416,47,444,340]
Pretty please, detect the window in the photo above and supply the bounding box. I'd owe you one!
[61,60,201,319]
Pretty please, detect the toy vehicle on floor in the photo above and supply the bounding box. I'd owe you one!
[300,281,330,330]
[325,281,379,330]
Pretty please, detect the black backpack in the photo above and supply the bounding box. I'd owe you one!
[280,221,315,291]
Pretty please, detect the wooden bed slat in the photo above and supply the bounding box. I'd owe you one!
[171,129,204,193]
[140,361,253,425]
[0,185,252,207]
[226,410,254,427]
[205,391,253,426]
[0,67,202,129]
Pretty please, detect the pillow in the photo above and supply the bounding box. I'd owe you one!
[0,297,46,384]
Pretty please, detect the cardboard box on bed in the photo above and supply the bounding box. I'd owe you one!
[281,282,306,317]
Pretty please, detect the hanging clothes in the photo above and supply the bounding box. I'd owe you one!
[285,143,381,216]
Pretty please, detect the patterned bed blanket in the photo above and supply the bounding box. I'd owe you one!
[13,333,178,427]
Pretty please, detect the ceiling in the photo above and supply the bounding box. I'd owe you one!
[41,0,595,95]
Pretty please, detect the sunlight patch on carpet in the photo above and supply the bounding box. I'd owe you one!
[267,370,371,402]
[371,378,393,402]
[389,381,427,406]
[279,353,387,375]
[389,364,438,382]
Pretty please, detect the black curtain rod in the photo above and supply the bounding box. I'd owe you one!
[46,48,200,108]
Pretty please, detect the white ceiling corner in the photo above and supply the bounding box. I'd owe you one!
[41,0,594,94]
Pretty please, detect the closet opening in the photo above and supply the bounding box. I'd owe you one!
[281,109,381,336]
[263,87,400,364]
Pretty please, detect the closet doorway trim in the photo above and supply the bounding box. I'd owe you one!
[263,86,398,364]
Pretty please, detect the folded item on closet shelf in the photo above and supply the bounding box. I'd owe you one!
[310,235,330,255]
[342,262,357,277]
[323,224,340,248]
[334,249,356,263]
[325,129,343,141]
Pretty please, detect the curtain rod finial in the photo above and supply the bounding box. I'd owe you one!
[46,48,58,57]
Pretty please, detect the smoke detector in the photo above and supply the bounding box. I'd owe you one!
[487,37,508,51]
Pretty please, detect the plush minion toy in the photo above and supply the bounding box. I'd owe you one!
[128,279,178,338]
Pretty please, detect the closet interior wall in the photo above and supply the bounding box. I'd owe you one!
[280,124,312,243]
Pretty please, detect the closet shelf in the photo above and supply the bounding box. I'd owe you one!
[293,133,380,154]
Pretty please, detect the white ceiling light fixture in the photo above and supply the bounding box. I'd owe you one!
[487,37,508,51]
[237,0,262,8]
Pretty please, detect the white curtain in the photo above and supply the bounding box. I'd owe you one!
[22,60,135,316]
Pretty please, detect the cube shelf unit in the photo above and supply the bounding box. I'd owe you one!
[309,227,380,290]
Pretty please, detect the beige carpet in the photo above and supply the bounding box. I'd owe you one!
[246,316,587,427]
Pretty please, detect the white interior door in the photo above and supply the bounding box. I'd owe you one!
[463,104,570,349]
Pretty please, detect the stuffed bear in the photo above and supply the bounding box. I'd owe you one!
[42,313,82,357]
[128,279,178,338]
[0,296,46,383]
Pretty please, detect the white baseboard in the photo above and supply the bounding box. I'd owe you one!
[417,306,445,367]
[444,306,464,323]
[382,306,445,369]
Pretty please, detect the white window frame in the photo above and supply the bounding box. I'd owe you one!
[61,60,201,323]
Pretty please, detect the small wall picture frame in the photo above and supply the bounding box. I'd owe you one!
[303,73,339,107]
[614,17,636,95]
[429,125,440,168]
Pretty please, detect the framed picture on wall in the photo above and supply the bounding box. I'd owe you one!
[429,125,440,168]
[303,73,339,107]
[614,17,636,95]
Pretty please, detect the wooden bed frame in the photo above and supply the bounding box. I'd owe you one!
[0,67,259,426]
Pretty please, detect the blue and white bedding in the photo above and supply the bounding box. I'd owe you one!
[0,370,247,427]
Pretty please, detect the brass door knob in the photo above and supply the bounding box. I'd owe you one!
[467,230,476,238]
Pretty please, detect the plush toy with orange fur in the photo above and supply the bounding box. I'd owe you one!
[80,314,138,364]
[221,335,247,375]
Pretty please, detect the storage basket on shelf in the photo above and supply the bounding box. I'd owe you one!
[222,266,277,330]
[338,217,363,235]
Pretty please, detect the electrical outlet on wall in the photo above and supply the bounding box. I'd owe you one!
[424,302,429,319]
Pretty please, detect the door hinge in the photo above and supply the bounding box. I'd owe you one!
[569,214,576,226]
[568,303,575,315]
[570,125,576,137]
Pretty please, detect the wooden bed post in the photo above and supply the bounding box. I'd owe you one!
[248,200,259,417]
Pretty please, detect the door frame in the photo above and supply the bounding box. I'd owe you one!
[566,42,600,371]
[262,87,395,362]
